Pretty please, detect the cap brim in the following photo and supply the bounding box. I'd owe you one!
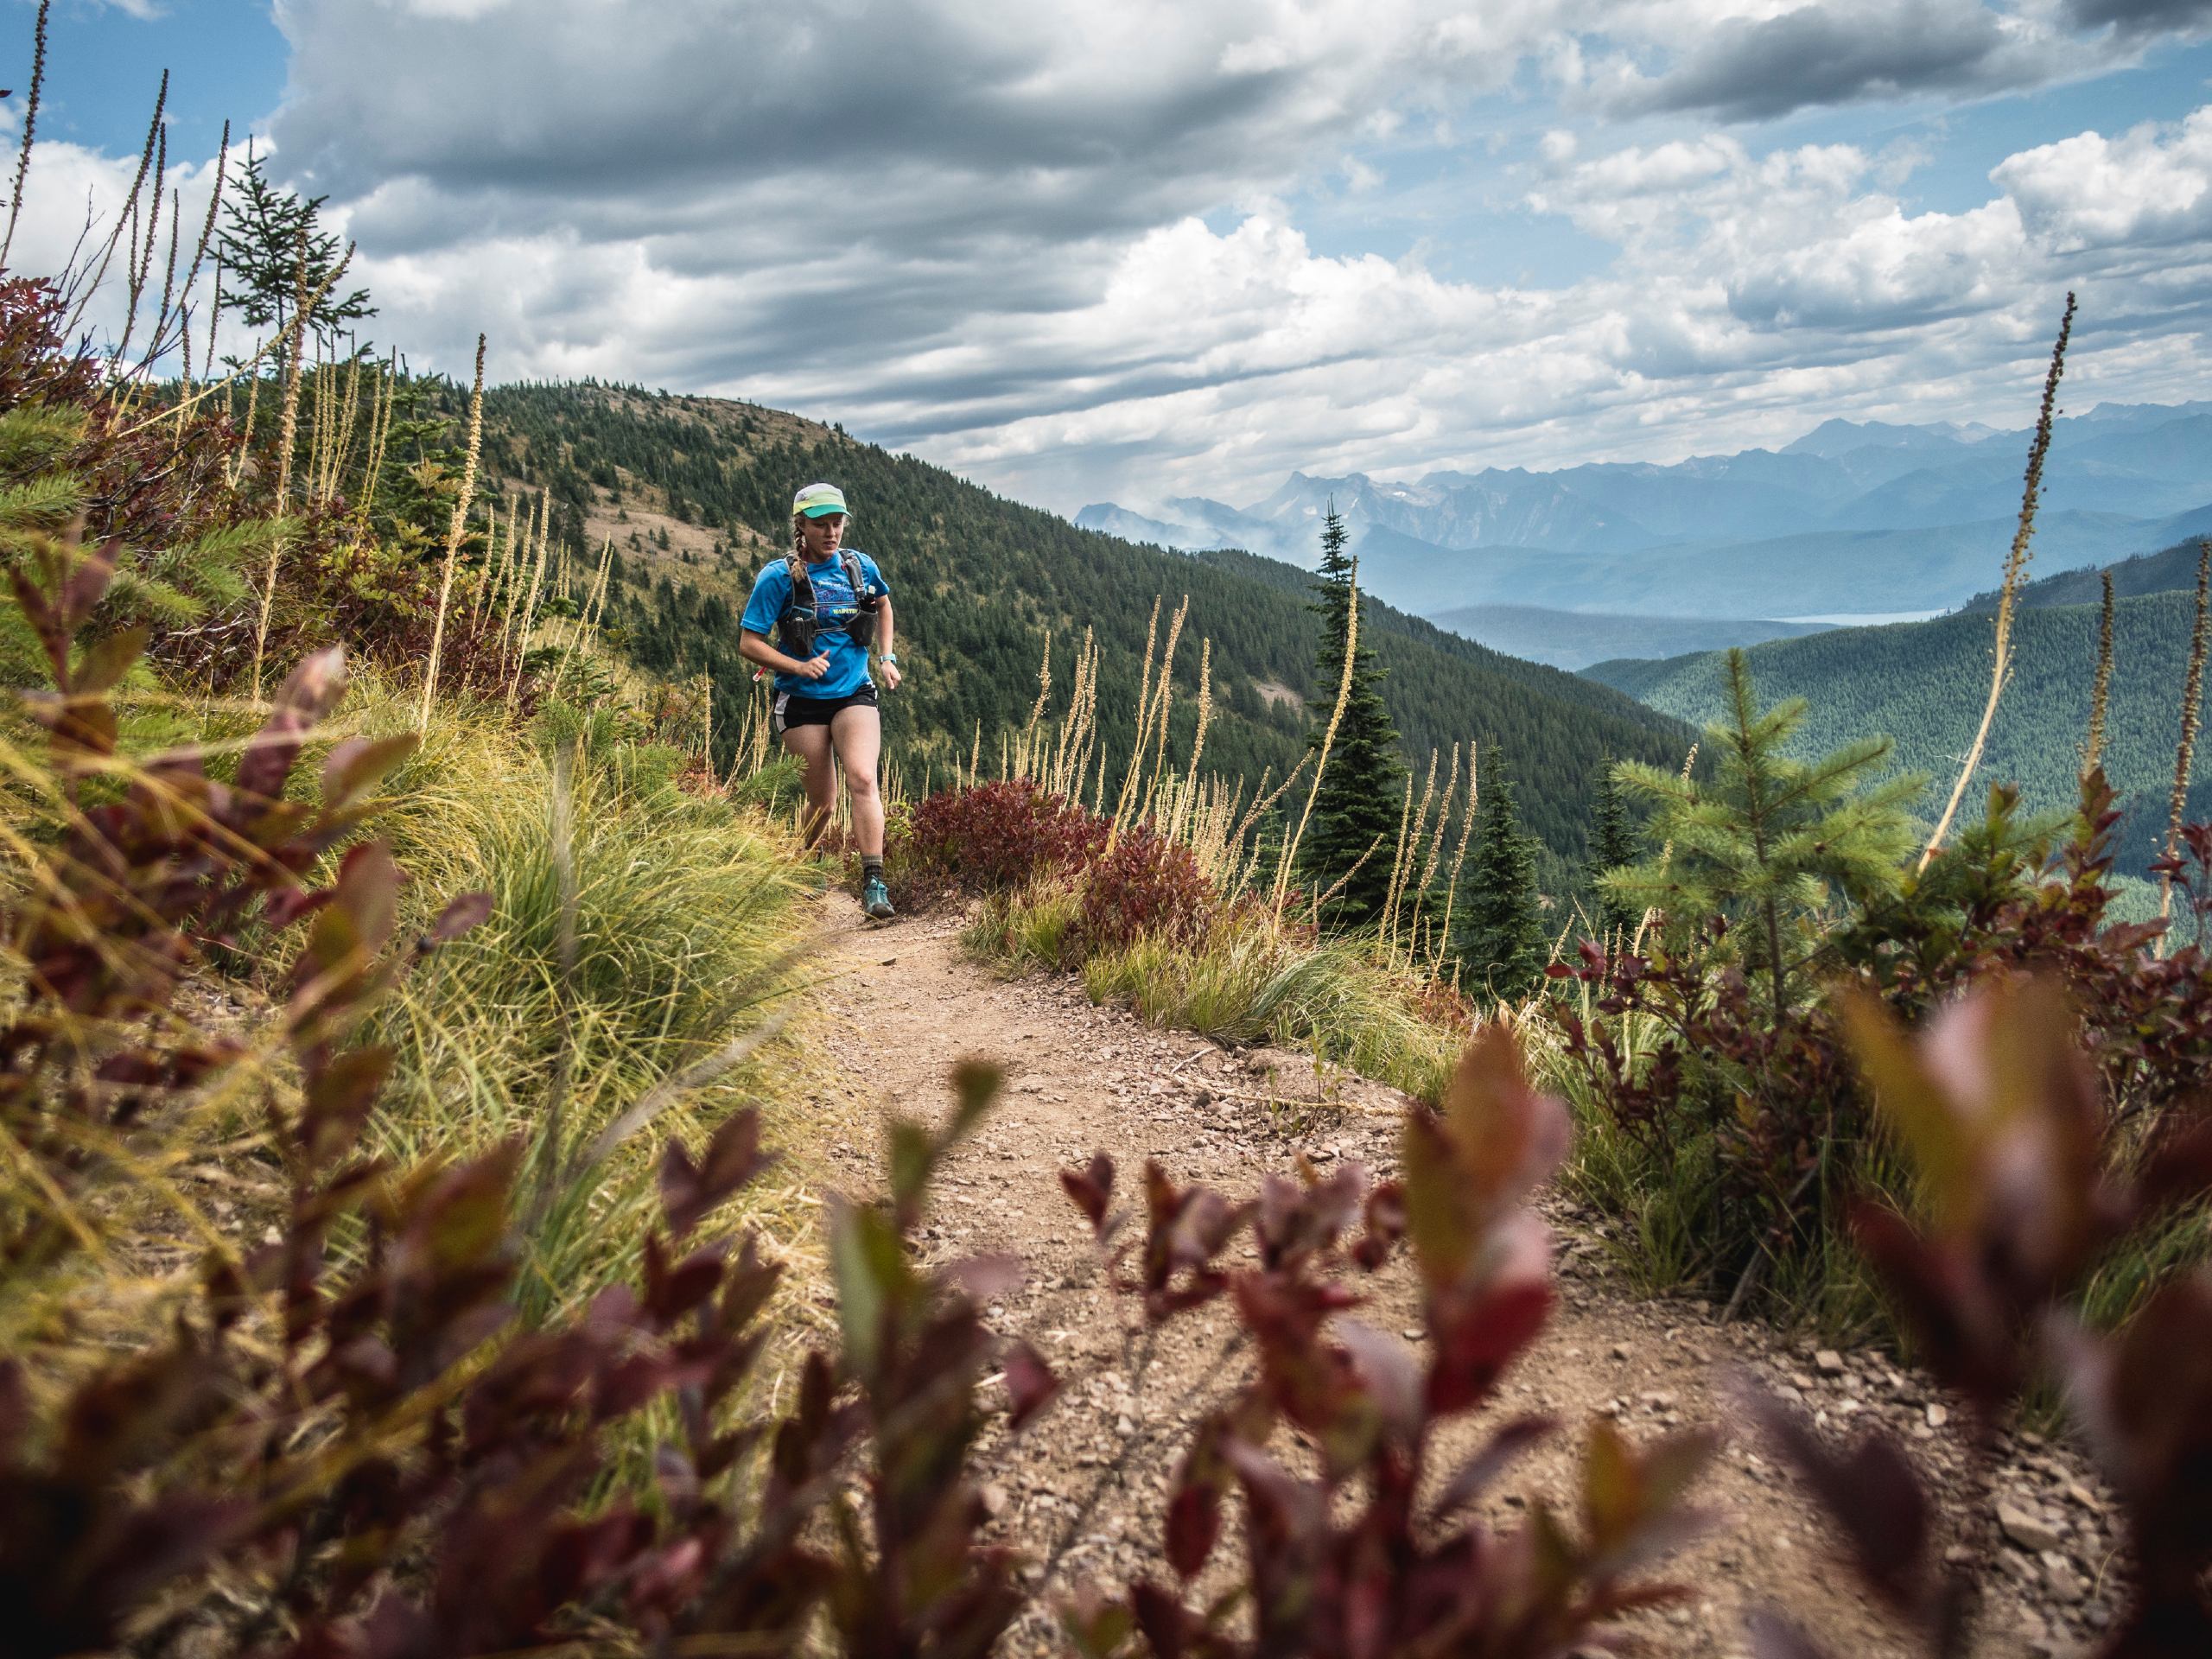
[798,504,849,519]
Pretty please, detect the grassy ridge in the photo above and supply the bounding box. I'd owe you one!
[1586,588,2210,868]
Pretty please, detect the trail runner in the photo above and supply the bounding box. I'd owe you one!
[738,482,902,920]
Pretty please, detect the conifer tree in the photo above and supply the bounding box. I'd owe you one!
[216,144,376,347]
[1605,648,1923,1027]
[1297,501,1406,925]
[1456,745,1546,999]
[1586,761,1640,948]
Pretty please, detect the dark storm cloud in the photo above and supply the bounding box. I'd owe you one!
[270,1,1312,247]
[1620,1,2032,122]
[2063,0,2212,35]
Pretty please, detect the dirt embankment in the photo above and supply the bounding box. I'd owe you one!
[793,895,2123,1659]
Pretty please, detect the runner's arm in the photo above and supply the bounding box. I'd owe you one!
[873,598,900,689]
[740,628,829,679]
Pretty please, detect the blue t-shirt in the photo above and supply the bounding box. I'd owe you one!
[741,549,889,700]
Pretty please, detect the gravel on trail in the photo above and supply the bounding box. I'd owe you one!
[795,894,2126,1658]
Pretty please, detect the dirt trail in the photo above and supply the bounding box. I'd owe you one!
[798,896,2121,1658]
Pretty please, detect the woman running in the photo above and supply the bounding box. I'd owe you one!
[738,481,902,919]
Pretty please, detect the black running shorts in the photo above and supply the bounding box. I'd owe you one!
[772,682,879,737]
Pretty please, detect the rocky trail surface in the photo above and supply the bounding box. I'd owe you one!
[798,896,2125,1658]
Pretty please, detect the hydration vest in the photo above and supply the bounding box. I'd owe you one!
[776,550,879,658]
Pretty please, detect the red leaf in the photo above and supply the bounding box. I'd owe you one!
[1002,1338,1060,1432]
[428,890,493,944]
[1426,1278,1552,1415]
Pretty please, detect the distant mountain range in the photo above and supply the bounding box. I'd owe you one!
[1422,605,1834,672]
[1077,402,2212,630]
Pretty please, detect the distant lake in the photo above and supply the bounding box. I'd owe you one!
[1779,610,1946,627]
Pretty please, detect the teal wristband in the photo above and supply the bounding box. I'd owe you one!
[880,653,899,666]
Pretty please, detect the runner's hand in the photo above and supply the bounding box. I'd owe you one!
[880,658,903,690]
[794,652,830,681]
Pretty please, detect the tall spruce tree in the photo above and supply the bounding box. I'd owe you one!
[1297,500,1406,925]
[1456,745,1546,999]
[1586,761,1640,948]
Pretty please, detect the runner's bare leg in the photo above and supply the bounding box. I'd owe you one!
[830,702,885,858]
[782,720,836,850]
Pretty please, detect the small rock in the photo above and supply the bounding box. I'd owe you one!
[1116,1414,1136,1436]
[1927,1402,1950,1429]
[2042,1552,2088,1604]
[1998,1497,2066,1554]
[1610,1342,1632,1360]
[1815,1349,1847,1375]
[979,1482,1009,1517]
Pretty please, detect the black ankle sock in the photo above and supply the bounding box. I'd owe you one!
[861,855,884,882]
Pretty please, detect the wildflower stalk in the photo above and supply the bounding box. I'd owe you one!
[1276,561,1361,912]
[2160,541,2210,929]
[2083,569,2115,777]
[1435,741,1479,972]
[2,1,48,270]
[1921,292,2075,869]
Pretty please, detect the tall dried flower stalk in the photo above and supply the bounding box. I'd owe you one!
[1921,291,2075,869]
[358,350,397,518]
[2083,569,2115,778]
[1275,561,1362,911]
[506,494,553,710]
[2159,541,2210,928]
[2,1,48,270]
[1110,598,1162,819]
[1141,600,1190,820]
[1380,768,1418,944]
[1110,598,1173,834]
[1434,742,1479,973]
[418,334,488,725]
[1418,741,1460,892]
[1166,639,1213,843]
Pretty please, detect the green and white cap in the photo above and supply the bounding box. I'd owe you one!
[792,481,851,520]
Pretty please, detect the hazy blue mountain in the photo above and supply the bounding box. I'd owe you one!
[1960,532,2212,613]
[1779,416,2002,459]
[1427,604,1832,670]
[1340,512,2180,622]
[1084,402,2212,621]
[1073,502,1242,550]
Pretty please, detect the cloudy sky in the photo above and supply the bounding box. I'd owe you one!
[10,0,2212,514]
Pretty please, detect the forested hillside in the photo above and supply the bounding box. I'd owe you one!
[1586,589,2210,866]
[1960,534,2209,613]
[473,382,1695,865]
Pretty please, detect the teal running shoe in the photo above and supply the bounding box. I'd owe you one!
[862,876,896,920]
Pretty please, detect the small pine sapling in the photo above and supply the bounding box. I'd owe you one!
[1605,647,1921,1028]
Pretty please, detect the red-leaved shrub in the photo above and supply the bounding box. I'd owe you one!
[1058,1026,1719,1658]
[1748,977,2212,1658]
[1077,823,1212,951]
[903,779,1109,893]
